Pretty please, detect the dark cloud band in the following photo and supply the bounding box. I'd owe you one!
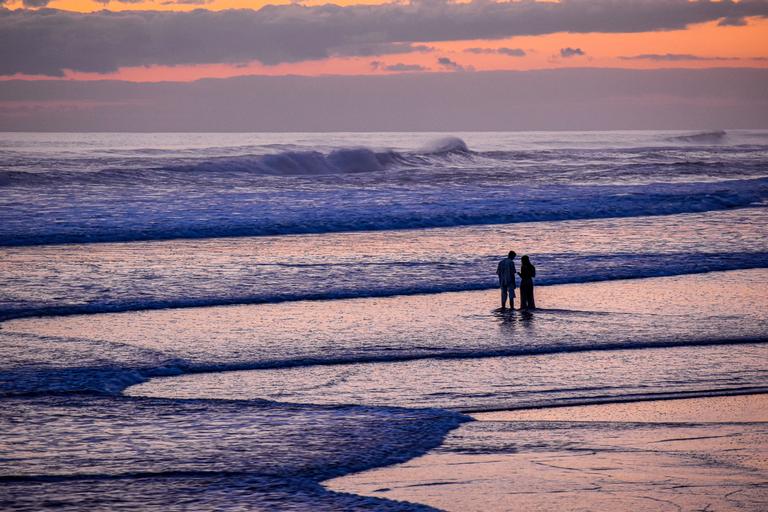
[620,54,741,62]
[2,68,766,131]
[560,47,585,58]
[1,0,767,75]
[464,47,526,56]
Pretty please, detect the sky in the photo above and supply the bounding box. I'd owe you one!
[1,0,767,130]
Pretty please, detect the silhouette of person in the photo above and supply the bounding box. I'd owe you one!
[496,250,517,309]
[518,255,536,310]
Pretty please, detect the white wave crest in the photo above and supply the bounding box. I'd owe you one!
[420,136,470,154]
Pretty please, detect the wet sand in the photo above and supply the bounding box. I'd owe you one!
[476,393,768,424]
[326,394,768,511]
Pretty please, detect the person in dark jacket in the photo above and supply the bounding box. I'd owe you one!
[518,255,536,310]
[496,250,517,309]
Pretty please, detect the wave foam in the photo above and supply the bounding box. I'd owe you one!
[166,137,470,176]
[3,177,767,247]
[419,136,471,154]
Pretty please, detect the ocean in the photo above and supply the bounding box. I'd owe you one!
[1,130,767,510]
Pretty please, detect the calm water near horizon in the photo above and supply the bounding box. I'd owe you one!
[1,130,767,510]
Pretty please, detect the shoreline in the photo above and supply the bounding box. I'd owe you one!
[462,387,768,415]
[326,394,768,511]
[473,393,768,424]
[5,270,768,509]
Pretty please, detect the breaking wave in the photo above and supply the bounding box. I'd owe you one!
[159,137,472,176]
[669,130,727,144]
[419,136,470,154]
[171,148,398,176]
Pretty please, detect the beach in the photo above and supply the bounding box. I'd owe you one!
[1,130,767,510]
[328,394,768,511]
[2,269,767,509]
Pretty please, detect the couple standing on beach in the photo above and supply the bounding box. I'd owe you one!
[496,251,536,310]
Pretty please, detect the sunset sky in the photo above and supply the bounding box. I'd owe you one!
[1,0,767,130]
[1,0,767,81]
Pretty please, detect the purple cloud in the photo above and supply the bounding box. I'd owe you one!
[620,53,741,61]
[20,0,53,6]
[162,0,213,4]
[437,57,473,72]
[560,47,585,58]
[95,0,147,4]
[718,16,747,26]
[464,47,526,57]
[377,62,428,72]
[343,43,433,58]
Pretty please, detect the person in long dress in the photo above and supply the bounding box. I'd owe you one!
[496,250,517,309]
[518,255,536,310]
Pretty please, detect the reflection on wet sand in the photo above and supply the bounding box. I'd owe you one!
[327,394,768,512]
[476,393,768,424]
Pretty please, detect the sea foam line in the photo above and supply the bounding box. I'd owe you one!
[3,336,767,398]
[2,253,768,322]
[2,177,767,247]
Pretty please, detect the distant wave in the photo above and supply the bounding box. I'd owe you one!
[3,133,767,186]
[668,130,727,144]
[169,148,399,176]
[0,137,474,185]
[162,137,472,176]
[419,136,470,155]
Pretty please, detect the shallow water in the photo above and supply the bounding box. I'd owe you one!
[120,270,768,411]
[3,130,767,510]
[3,270,766,398]
[3,207,767,321]
[3,271,767,509]
[0,395,460,510]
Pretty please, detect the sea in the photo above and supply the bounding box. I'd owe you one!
[1,130,767,510]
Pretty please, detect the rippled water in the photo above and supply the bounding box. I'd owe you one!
[2,130,767,510]
[2,130,767,246]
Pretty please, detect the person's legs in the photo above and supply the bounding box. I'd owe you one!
[500,285,508,309]
[520,283,529,309]
[529,285,535,309]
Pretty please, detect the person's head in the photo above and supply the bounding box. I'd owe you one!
[521,255,530,264]
[508,250,516,259]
